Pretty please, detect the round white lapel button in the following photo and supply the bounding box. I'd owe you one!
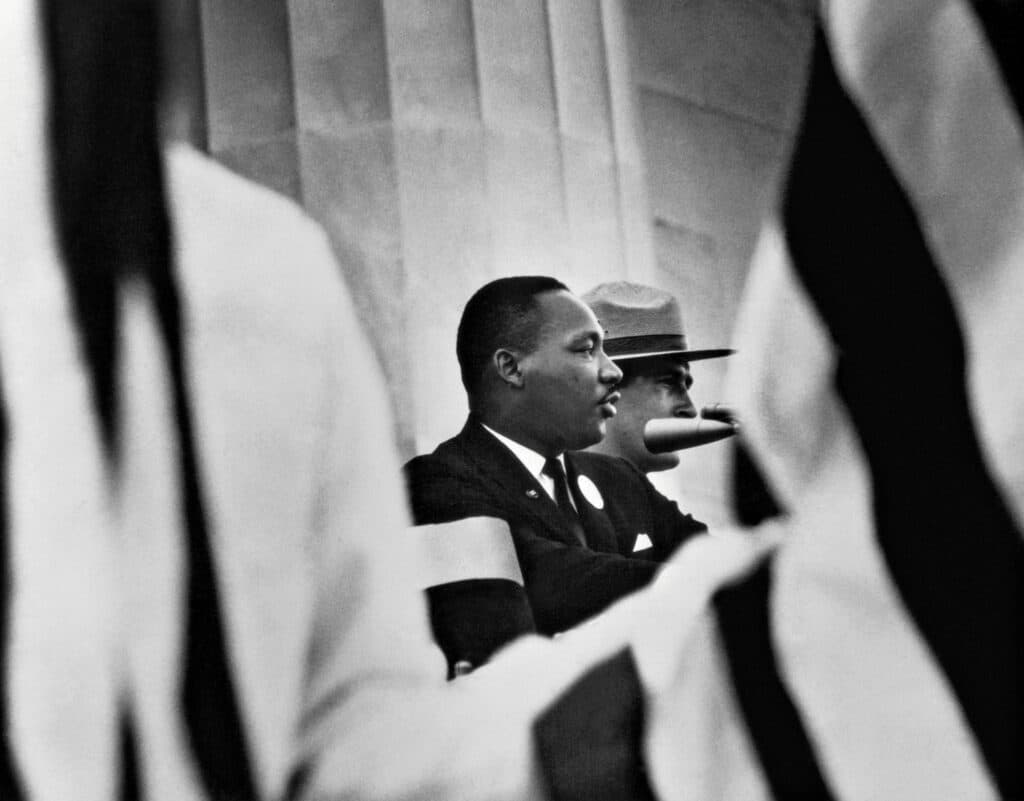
[576,475,604,509]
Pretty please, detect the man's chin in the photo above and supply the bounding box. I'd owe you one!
[572,424,607,452]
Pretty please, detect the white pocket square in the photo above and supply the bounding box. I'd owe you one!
[633,533,653,552]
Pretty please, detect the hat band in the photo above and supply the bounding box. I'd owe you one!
[603,334,686,358]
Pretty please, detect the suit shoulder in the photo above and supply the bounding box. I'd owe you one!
[403,437,499,525]
[403,434,469,478]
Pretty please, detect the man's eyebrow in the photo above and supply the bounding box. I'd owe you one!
[568,330,601,348]
[659,367,693,384]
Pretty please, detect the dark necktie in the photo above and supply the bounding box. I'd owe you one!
[542,457,587,546]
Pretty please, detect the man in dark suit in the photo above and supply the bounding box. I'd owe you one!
[405,276,707,670]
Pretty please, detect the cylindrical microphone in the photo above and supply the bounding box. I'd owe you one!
[700,404,737,424]
[643,417,738,453]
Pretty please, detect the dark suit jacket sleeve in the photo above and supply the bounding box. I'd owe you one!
[405,455,659,635]
[512,525,657,633]
[582,454,708,563]
[403,456,539,671]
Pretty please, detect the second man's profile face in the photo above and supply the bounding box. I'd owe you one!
[602,356,697,473]
[517,290,623,455]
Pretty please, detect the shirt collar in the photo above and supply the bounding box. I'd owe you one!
[480,423,564,480]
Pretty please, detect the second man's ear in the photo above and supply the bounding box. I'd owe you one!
[494,349,525,388]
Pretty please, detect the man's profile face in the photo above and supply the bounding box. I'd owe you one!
[516,290,622,455]
[602,355,697,473]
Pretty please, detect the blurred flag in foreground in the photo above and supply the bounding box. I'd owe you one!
[651,2,1023,800]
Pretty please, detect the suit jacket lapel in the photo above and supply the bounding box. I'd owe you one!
[455,421,583,548]
[564,454,620,554]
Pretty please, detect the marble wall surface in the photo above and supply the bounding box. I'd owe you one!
[168,0,655,455]
[628,0,814,522]
[164,0,815,518]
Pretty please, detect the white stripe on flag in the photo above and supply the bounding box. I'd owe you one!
[646,615,770,801]
[718,0,1024,795]
[827,0,1024,528]
[730,224,998,800]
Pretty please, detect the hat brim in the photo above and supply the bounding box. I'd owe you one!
[610,347,735,362]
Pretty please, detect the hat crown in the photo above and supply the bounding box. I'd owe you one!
[582,281,734,362]
[582,281,686,341]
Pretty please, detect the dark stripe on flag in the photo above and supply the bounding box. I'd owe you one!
[147,115,260,801]
[43,0,259,796]
[731,440,785,528]
[0,375,26,801]
[727,416,826,799]
[783,28,1023,799]
[119,711,141,801]
[146,153,261,801]
[42,0,141,456]
[968,0,1024,125]
[714,565,836,801]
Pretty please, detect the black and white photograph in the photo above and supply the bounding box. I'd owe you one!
[1,0,1021,799]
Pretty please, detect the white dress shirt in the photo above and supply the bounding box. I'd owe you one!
[480,424,578,512]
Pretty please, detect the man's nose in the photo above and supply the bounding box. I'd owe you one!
[598,351,622,384]
[673,394,698,418]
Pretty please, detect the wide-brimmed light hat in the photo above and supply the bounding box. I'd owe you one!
[582,281,734,361]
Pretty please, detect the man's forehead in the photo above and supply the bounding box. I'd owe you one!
[535,290,603,338]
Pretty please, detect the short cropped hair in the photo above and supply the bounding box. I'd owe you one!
[456,276,569,400]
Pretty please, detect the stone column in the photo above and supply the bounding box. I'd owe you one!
[378,0,655,452]
[285,0,411,449]
[198,0,301,200]
[628,0,814,523]
[174,0,656,457]
[161,0,209,148]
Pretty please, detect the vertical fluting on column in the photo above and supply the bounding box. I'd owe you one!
[547,0,623,290]
[471,0,567,279]
[198,0,300,199]
[161,0,209,149]
[383,0,492,450]
[600,0,656,281]
[181,1,654,456]
[287,0,414,453]
[384,0,655,451]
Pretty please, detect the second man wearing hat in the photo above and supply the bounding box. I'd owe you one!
[582,281,735,475]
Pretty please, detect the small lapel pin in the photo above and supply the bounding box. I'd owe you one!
[525,489,539,499]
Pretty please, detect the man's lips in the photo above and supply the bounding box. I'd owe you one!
[598,390,621,415]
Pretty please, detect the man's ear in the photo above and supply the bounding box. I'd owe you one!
[494,349,525,388]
